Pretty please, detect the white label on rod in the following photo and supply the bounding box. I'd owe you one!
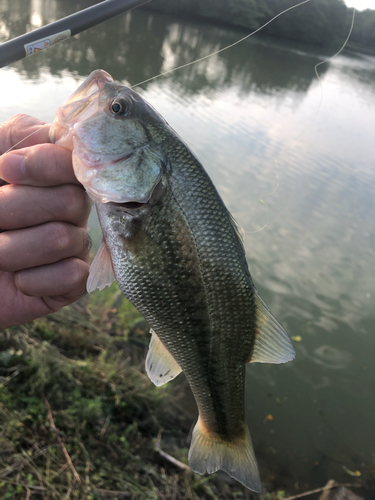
[24,29,71,56]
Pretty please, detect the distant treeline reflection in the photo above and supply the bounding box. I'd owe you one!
[149,0,375,52]
[2,1,333,98]
[1,0,374,57]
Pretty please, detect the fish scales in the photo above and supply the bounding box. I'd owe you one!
[50,69,296,492]
[99,135,255,438]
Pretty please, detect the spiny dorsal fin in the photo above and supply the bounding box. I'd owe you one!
[146,329,182,386]
[248,291,296,364]
[87,238,116,293]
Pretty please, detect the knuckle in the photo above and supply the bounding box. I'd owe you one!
[40,143,72,179]
[0,114,35,154]
[47,143,65,170]
[64,258,89,290]
[26,143,70,185]
[61,184,86,213]
[45,222,72,254]
[0,120,14,154]
[13,271,27,294]
[44,222,89,258]
[58,185,91,225]
[7,114,31,150]
[10,114,30,127]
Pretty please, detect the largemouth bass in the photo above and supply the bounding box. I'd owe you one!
[50,70,295,492]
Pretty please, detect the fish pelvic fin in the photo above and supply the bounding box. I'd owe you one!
[146,329,182,386]
[188,417,262,493]
[248,290,296,364]
[87,238,116,293]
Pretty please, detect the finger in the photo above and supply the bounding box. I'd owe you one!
[0,114,50,154]
[0,184,92,230]
[0,143,79,186]
[0,222,91,272]
[14,257,89,299]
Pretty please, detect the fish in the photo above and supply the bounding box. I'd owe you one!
[50,69,296,492]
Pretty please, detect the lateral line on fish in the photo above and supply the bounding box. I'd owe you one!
[245,6,356,236]
[169,176,213,338]
[130,0,312,89]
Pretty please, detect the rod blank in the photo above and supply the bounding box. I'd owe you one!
[0,0,151,68]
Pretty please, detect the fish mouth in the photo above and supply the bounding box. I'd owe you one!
[106,179,164,211]
[111,201,146,210]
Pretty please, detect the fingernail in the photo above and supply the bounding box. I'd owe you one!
[0,153,26,183]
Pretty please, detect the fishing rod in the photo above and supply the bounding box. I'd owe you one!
[0,0,152,68]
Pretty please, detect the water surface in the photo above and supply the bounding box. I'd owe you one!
[1,1,374,492]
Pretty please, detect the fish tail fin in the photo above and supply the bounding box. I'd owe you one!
[188,417,262,493]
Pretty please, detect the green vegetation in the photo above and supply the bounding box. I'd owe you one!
[147,0,375,52]
[1,285,277,499]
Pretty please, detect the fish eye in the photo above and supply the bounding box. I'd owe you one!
[110,98,130,116]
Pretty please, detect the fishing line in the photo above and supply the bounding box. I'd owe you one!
[275,6,356,165]
[246,6,356,235]
[314,8,356,92]
[0,127,50,191]
[2,126,49,156]
[1,0,312,158]
[2,0,354,213]
[128,0,315,237]
[130,0,312,89]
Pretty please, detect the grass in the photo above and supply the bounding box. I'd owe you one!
[0,284,277,500]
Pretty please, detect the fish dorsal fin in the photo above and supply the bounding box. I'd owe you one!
[146,329,182,386]
[248,291,296,364]
[87,238,116,293]
[228,210,246,251]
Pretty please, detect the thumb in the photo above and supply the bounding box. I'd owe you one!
[0,114,50,154]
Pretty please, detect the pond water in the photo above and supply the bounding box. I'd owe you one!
[1,0,374,493]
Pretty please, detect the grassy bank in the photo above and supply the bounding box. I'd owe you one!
[1,285,287,500]
[1,286,368,499]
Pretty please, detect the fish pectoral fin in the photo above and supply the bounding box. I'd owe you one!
[87,238,116,293]
[145,329,182,386]
[247,291,296,364]
[189,417,262,493]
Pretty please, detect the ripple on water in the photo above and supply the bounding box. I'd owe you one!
[312,344,352,370]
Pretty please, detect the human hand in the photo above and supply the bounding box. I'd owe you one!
[0,114,92,330]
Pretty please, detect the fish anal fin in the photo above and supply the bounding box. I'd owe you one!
[146,330,182,387]
[247,291,296,364]
[87,238,116,293]
[188,417,262,493]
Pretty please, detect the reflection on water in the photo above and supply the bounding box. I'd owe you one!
[313,345,352,370]
[1,0,375,492]
[1,0,330,93]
